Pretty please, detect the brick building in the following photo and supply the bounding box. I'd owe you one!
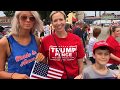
[0,16,12,26]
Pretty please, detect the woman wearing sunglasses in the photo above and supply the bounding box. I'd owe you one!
[0,11,45,79]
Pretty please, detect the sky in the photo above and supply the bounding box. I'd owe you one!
[0,11,120,17]
[0,11,5,17]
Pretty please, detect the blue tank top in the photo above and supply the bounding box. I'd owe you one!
[7,34,38,76]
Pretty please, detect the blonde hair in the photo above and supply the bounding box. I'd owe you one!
[10,11,44,34]
[49,11,66,21]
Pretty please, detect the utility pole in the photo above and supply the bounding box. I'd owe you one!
[99,11,101,17]
[99,11,101,24]
[95,11,96,17]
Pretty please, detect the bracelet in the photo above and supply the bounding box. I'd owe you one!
[11,73,15,79]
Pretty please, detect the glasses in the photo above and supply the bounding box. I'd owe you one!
[20,16,35,22]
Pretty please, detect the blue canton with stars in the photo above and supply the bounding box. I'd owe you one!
[33,62,49,77]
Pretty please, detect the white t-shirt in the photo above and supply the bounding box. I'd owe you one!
[44,25,51,37]
[89,27,93,34]
[87,37,98,57]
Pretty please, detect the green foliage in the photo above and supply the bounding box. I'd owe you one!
[3,11,15,17]
[38,11,51,21]
[3,11,71,21]
[38,11,71,21]
[65,11,71,15]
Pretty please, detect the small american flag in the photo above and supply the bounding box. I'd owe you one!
[30,61,64,79]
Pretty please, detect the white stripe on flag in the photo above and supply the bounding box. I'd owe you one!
[48,71,63,76]
[47,74,61,79]
[49,67,64,73]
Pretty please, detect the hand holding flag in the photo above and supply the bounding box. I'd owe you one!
[35,53,45,62]
[30,61,64,79]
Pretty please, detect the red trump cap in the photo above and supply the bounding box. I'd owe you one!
[93,40,113,53]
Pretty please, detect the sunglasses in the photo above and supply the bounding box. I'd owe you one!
[20,16,35,22]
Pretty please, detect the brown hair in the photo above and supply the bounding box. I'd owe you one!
[93,27,101,37]
[82,24,88,32]
[109,26,120,35]
[49,11,66,22]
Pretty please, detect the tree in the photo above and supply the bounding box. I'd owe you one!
[38,11,71,20]
[38,11,51,21]
[65,11,71,16]
[3,11,71,21]
[3,11,15,17]
[38,11,71,24]
[3,11,50,19]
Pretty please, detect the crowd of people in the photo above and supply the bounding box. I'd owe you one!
[0,11,120,79]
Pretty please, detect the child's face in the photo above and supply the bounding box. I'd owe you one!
[93,49,110,66]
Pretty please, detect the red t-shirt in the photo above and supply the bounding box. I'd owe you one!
[106,36,120,65]
[40,32,85,79]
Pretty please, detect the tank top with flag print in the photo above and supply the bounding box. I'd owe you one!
[7,34,38,76]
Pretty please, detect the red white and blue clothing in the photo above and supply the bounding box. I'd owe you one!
[7,34,38,76]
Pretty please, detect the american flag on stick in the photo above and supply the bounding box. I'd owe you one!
[30,61,64,79]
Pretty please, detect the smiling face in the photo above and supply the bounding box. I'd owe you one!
[18,11,35,31]
[113,27,120,37]
[51,12,66,32]
[93,48,110,66]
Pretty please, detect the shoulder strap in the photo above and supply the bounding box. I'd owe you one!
[6,36,11,54]
[52,34,69,79]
